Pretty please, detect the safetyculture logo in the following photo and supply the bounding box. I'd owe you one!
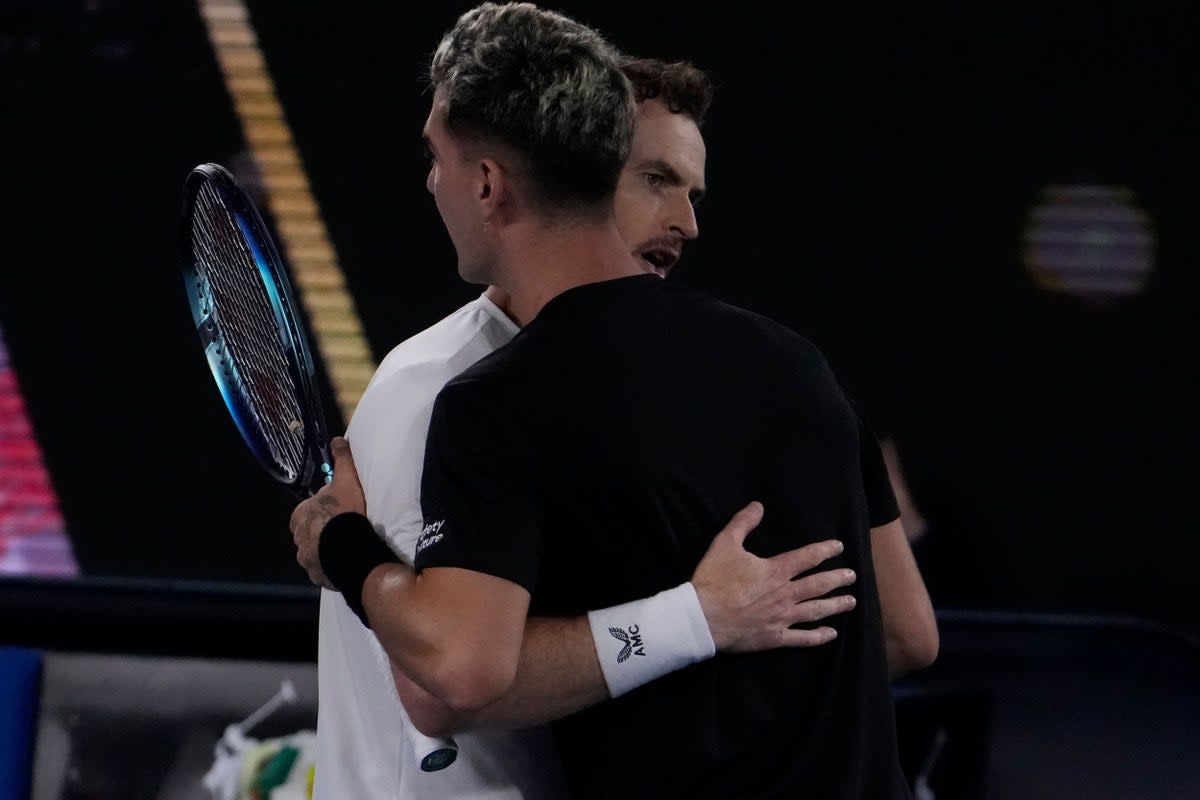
[416,520,445,554]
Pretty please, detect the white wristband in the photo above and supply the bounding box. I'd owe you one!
[587,582,716,698]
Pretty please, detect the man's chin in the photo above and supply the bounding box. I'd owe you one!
[458,261,493,286]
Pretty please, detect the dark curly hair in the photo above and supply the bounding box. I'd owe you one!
[619,56,712,127]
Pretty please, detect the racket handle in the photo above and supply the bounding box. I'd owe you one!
[410,729,458,772]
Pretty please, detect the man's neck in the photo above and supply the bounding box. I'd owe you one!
[496,220,642,326]
[483,285,512,319]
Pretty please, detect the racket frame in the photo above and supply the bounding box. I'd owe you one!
[180,162,332,496]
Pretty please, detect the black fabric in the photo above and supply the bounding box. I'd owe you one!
[318,511,401,628]
[418,274,908,799]
[418,383,544,593]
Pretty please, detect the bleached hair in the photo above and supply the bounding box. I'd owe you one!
[430,2,635,215]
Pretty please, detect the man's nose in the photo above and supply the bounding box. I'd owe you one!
[668,197,699,240]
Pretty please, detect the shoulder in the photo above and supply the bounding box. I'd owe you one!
[346,298,515,441]
[376,297,516,379]
[361,299,514,402]
[423,331,542,448]
[675,287,829,367]
[433,345,523,419]
[437,309,540,398]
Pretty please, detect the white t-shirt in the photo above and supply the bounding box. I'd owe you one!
[313,294,567,800]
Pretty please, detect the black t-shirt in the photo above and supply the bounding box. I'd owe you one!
[417,275,907,800]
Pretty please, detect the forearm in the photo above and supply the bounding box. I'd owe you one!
[398,581,715,736]
[317,508,528,712]
[364,563,529,712]
[362,563,457,702]
[396,615,608,736]
[315,510,466,701]
[389,501,857,732]
[884,634,919,681]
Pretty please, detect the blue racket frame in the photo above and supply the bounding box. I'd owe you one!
[180,163,459,773]
[180,163,332,495]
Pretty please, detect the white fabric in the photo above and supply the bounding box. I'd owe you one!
[586,582,716,698]
[314,294,567,800]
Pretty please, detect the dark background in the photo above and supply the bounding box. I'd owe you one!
[2,4,1197,798]
[2,0,1197,632]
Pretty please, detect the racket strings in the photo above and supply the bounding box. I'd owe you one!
[191,183,307,480]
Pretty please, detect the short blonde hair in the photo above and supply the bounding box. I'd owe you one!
[430,2,635,215]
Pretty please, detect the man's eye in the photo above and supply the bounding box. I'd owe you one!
[644,173,664,188]
[423,145,435,162]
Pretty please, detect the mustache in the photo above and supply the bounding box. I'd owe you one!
[634,236,683,256]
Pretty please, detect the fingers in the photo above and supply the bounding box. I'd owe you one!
[785,593,856,625]
[758,599,854,652]
[789,568,856,603]
[718,501,764,547]
[767,568,856,625]
[777,626,839,647]
[772,539,844,579]
[296,549,324,587]
[744,570,855,649]
[323,436,367,515]
[288,501,305,536]
[329,436,359,486]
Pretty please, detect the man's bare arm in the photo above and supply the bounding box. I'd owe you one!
[294,442,856,729]
[393,615,606,737]
[364,564,530,711]
[394,504,858,737]
[292,439,529,711]
[870,518,938,679]
[880,437,927,543]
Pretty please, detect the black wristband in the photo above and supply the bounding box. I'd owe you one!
[318,511,402,629]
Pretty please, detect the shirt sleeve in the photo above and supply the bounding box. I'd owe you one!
[343,364,442,563]
[414,378,542,593]
[858,414,901,528]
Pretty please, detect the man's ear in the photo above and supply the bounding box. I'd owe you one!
[478,160,493,201]
[478,157,507,222]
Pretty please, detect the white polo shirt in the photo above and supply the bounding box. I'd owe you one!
[313,294,567,799]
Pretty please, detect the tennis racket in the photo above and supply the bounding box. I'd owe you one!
[179,161,459,773]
